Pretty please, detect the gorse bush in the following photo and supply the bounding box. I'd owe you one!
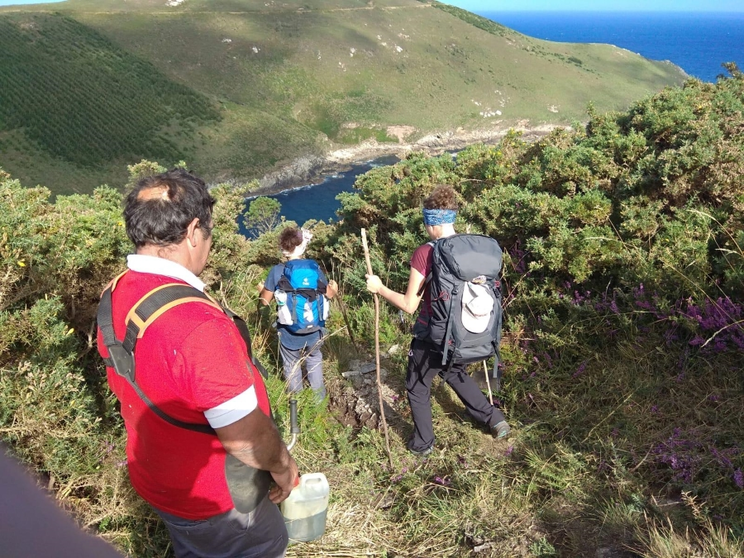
[0,166,287,554]
[329,68,744,331]
[321,69,744,546]
[1,70,743,556]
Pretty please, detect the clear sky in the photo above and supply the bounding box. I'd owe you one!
[442,0,744,11]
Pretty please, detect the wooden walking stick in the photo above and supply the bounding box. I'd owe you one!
[319,261,359,350]
[333,286,359,350]
[483,361,494,406]
[361,228,393,468]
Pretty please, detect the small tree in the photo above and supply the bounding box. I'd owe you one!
[243,196,281,235]
[125,159,167,191]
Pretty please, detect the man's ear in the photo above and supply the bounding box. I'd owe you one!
[186,218,200,247]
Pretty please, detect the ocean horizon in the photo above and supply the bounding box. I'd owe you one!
[264,10,743,224]
[478,10,744,83]
[3,2,738,223]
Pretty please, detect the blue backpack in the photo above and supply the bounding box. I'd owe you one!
[275,259,328,334]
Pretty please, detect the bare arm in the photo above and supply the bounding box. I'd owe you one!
[325,279,338,299]
[215,410,299,504]
[259,286,274,306]
[365,266,426,314]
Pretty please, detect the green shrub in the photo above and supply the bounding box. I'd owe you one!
[3,70,744,556]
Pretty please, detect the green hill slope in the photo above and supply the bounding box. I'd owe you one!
[0,0,687,194]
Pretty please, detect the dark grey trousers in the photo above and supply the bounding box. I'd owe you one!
[406,338,505,453]
[154,496,288,558]
[279,342,326,400]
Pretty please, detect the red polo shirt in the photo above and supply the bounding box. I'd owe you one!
[97,269,271,519]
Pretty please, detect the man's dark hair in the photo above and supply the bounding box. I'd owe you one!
[124,169,215,248]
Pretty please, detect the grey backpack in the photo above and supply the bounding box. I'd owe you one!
[412,234,504,389]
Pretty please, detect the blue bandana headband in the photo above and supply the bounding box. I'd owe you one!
[423,208,457,226]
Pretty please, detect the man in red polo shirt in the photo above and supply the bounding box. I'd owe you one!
[97,169,298,558]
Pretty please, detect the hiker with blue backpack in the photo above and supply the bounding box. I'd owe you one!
[259,226,338,401]
[365,184,511,456]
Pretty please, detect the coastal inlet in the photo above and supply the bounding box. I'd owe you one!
[240,155,400,235]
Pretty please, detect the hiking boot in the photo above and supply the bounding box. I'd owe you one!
[491,420,511,439]
[408,445,433,457]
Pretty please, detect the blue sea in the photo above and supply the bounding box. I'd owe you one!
[266,11,743,224]
[479,11,744,83]
[240,156,401,235]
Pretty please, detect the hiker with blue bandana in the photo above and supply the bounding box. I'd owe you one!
[365,184,510,456]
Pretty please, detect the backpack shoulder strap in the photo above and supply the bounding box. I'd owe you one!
[416,241,437,298]
[277,261,293,291]
[98,281,228,436]
[125,283,219,346]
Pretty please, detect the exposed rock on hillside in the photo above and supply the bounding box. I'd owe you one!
[253,123,561,195]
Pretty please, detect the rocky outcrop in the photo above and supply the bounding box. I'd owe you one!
[251,123,563,196]
[250,154,327,196]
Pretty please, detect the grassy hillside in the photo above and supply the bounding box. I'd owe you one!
[0,0,687,194]
[1,72,743,557]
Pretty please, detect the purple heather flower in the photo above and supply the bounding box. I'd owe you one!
[734,469,743,489]
[711,447,733,469]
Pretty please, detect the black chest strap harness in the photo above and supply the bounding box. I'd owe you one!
[97,274,267,435]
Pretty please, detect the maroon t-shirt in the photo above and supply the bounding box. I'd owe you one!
[410,243,434,331]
